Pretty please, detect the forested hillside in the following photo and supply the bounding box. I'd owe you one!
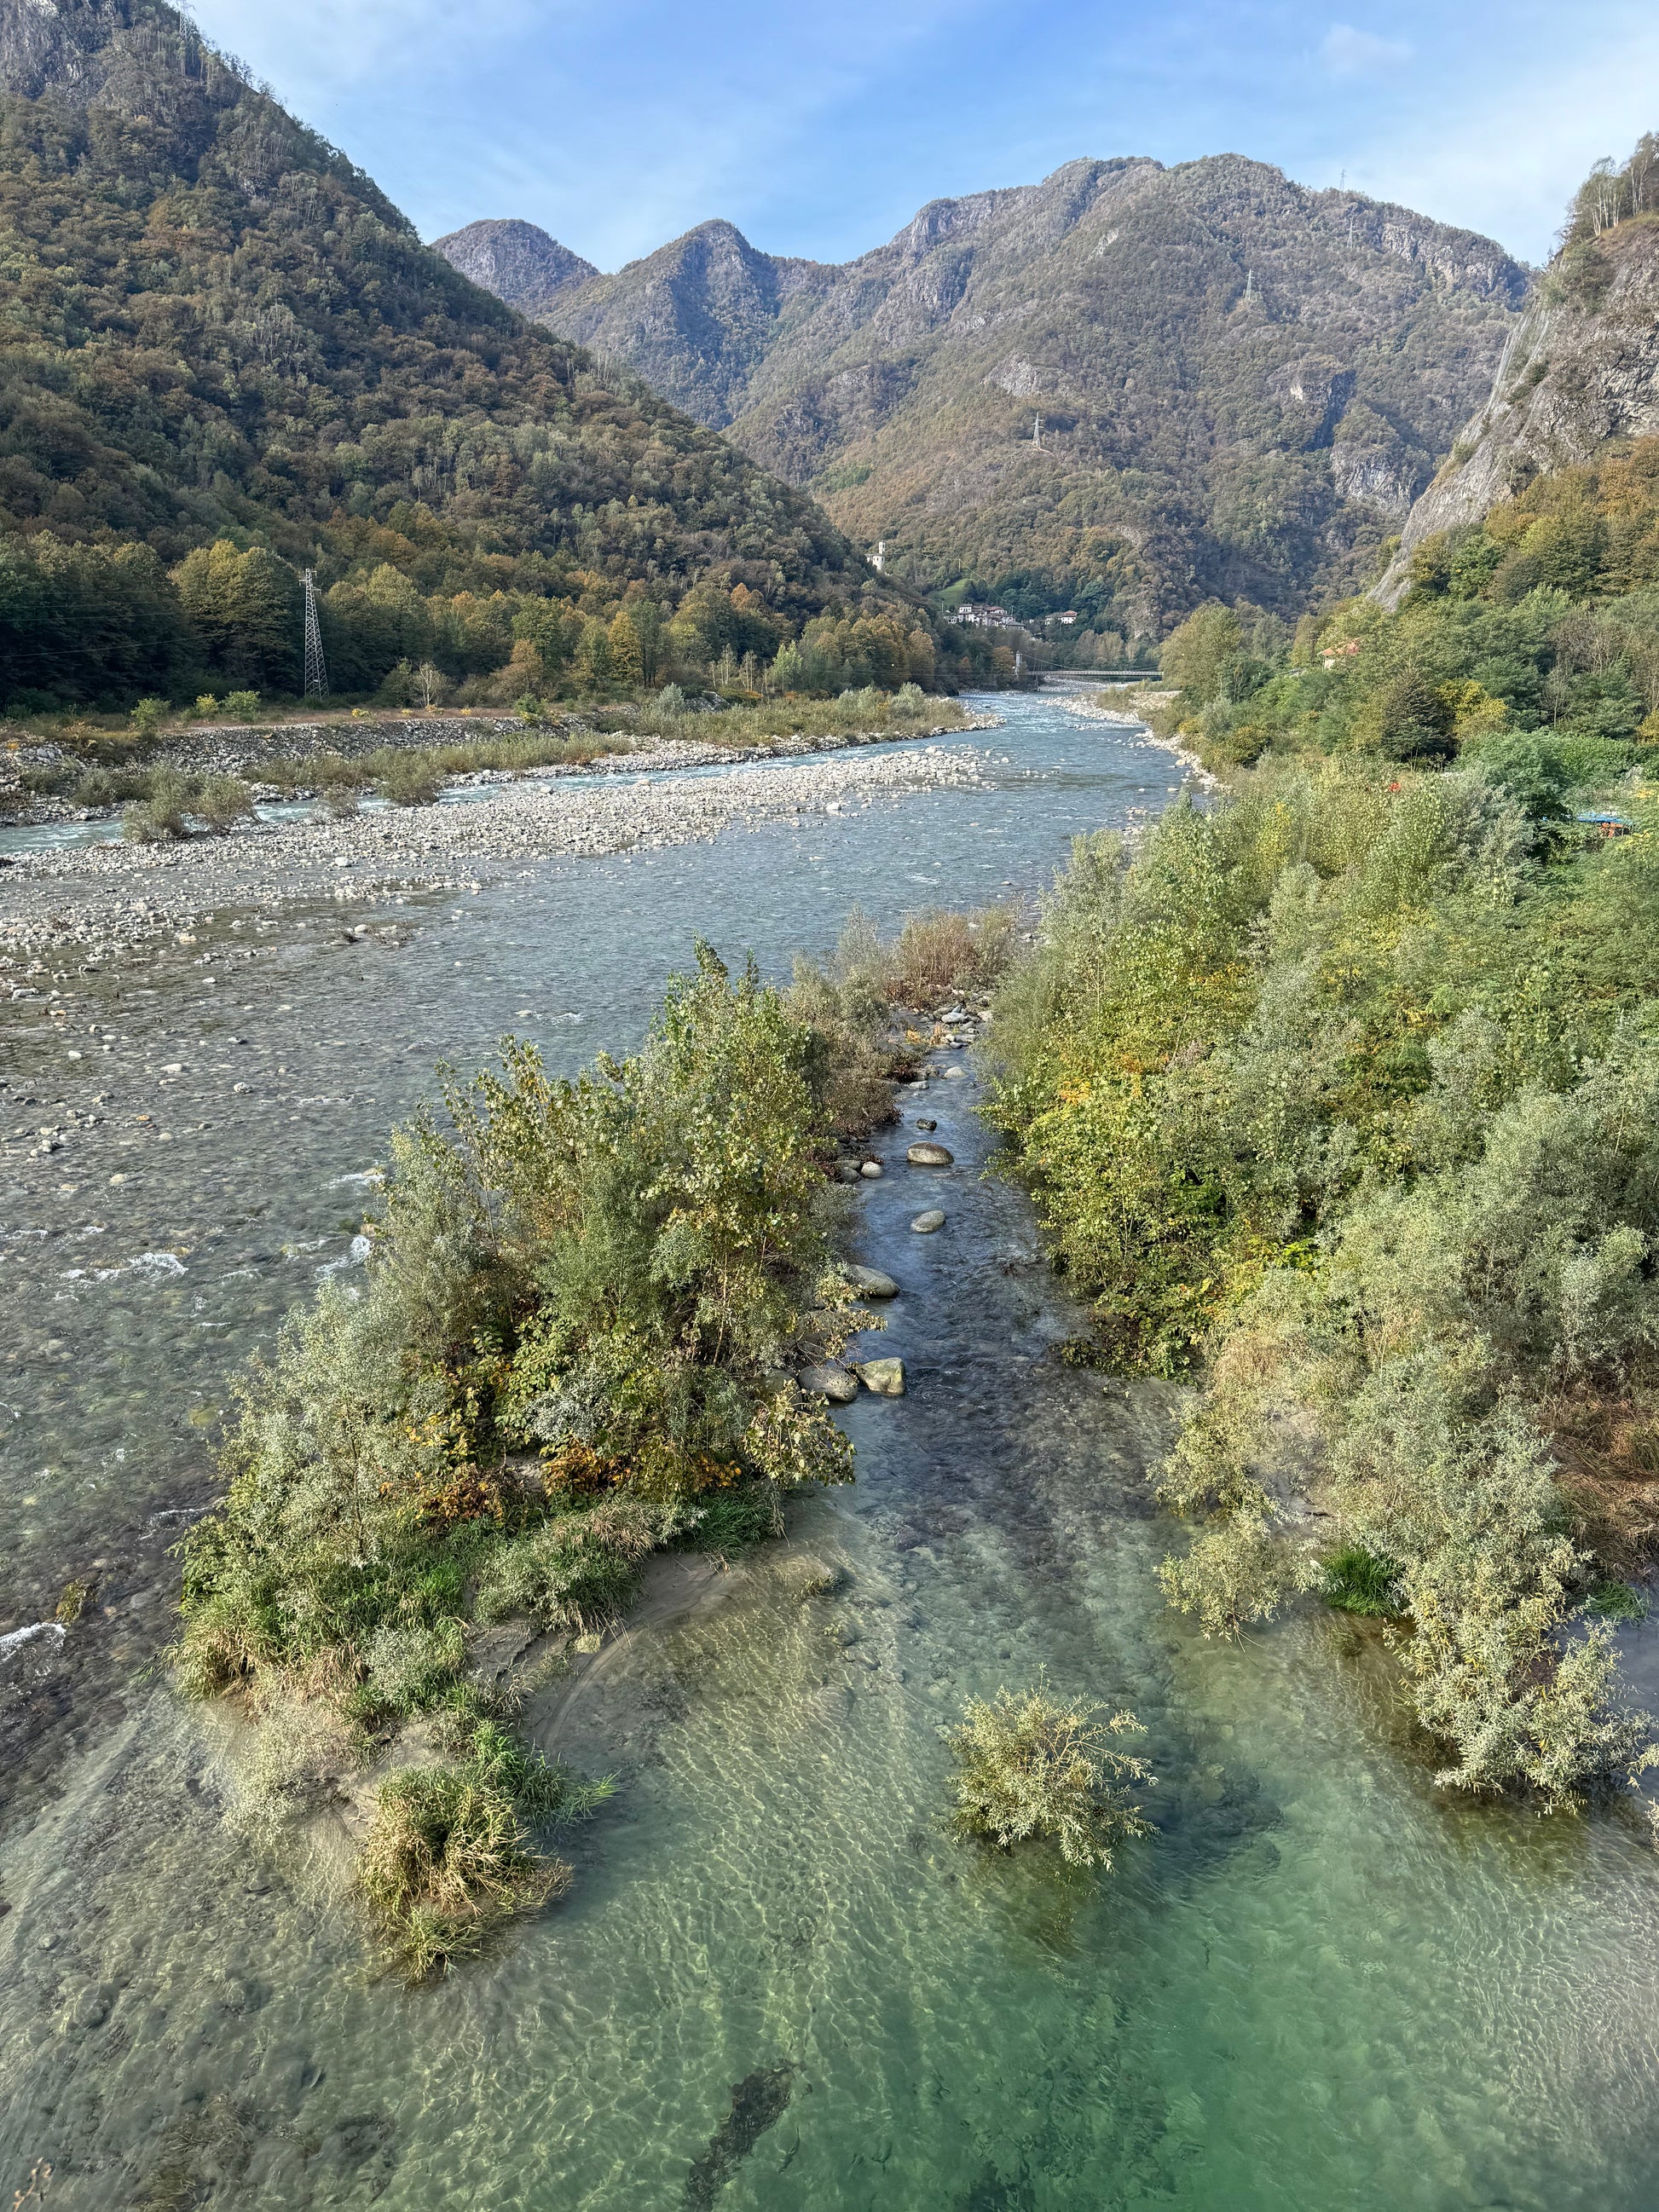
[447,159,1528,650]
[0,0,936,713]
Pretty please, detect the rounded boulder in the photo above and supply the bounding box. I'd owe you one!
[799,1363,859,1404]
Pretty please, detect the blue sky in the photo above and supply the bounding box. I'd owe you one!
[186,1,1656,270]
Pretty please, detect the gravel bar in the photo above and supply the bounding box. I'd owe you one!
[1,739,992,969]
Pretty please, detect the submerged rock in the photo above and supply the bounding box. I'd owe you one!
[799,1363,858,1403]
[685,2064,795,2210]
[916,1117,937,1131]
[907,1141,954,1167]
[839,1263,899,1299]
[855,1357,905,1395]
[910,1210,945,1233]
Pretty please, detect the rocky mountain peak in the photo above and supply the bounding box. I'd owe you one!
[431,218,598,315]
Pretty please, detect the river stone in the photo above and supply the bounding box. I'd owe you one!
[943,1066,967,1080]
[907,1141,954,1167]
[800,1362,858,1403]
[916,1117,937,1131]
[910,1210,945,1233]
[839,1263,899,1299]
[859,1161,883,1179]
[854,1357,905,1396]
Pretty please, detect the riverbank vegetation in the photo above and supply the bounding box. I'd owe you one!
[8,684,971,826]
[176,948,863,1967]
[986,752,1659,1805]
[173,918,1004,1971]
[1153,436,1659,777]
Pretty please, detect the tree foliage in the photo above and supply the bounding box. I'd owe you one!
[1158,437,1659,775]
[986,754,1659,1799]
[0,10,931,709]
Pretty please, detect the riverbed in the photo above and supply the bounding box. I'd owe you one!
[4,687,1659,2210]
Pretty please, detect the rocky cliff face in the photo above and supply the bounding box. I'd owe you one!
[447,156,1527,622]
[1376,217,1659,604]
[429,218,598,316]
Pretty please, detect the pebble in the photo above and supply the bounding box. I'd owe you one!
[854,1357,905,1396]
[907,1141,955,1167]
[799,1363,859,1403]
[859,1161,883,1179]
[839,1264,899,1298]
[910,1210,945,1233]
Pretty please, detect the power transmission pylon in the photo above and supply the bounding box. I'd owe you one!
[302,569,328,699]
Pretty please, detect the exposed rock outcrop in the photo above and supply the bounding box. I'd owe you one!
[1375,218,1659,605]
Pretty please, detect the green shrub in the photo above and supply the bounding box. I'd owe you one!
[375,748,442,806]
[197,773,256,831]
[122,766,191,841]
[128,696,169,739]
[171,946,873,1961]
[943,1678,1153,1868]
[986,754,1659,1800]
[223,690,261,722]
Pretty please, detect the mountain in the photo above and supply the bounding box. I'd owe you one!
[1376,135,1659,607]
[430,218,599,316]
[442,160,1529,640]
[0,0,916,710]
[532,219,839,427]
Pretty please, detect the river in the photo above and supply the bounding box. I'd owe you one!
[3,688,1658,2210]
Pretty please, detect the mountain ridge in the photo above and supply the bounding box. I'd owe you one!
[1375,141,1659,605]
[438,157,1529,636]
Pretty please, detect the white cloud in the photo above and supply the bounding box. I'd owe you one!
[1321,24,1413,79]
[1343,15,1659,260]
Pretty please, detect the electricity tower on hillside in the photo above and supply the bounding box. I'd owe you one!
[302,569,328,698]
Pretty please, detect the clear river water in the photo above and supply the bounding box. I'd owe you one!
[4,689,1659,2210]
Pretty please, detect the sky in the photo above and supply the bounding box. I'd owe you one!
[183,0,1657,272]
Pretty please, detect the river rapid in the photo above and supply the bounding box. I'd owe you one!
[4,689,1659,2210]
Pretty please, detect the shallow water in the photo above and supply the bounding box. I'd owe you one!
[4,690,1659,2209]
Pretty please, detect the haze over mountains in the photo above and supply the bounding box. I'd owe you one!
[437,159,1529,636]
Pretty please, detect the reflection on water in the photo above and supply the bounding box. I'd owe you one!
[4,693,1658,2209]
